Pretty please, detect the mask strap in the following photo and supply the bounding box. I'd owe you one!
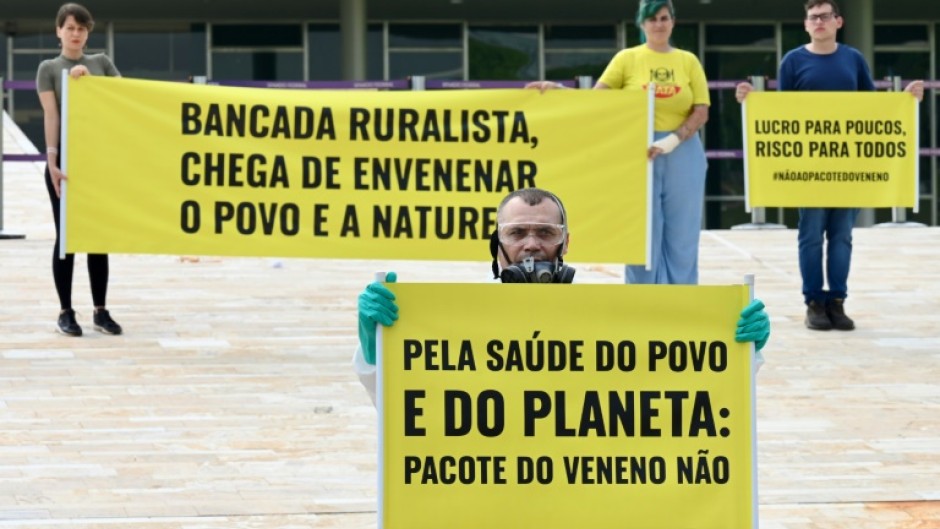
[498,242,514,271]
[489,230,500,279]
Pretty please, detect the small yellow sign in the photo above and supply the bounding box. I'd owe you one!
[744,91,918,209]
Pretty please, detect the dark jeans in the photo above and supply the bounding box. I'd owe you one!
[797,207,859,305]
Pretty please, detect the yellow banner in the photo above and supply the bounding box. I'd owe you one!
[380,283,756,529]
[743,92,918,208]
[64,77,649,263]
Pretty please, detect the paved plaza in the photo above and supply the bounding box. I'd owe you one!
[2,113,938,528]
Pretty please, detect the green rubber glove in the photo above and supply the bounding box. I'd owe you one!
[358,272,399,365]
[736,299,770,352]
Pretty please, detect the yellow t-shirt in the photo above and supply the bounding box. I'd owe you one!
[598,45,710,132]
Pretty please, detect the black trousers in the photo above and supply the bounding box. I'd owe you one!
[45,163,109,310]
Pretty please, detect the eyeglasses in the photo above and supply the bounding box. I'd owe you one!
[806,12,837,23]
[497,223,566,246]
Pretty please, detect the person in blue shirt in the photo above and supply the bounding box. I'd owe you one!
[736,0,923,331]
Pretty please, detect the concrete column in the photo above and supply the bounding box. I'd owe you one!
[340,0,367,81]
[841,0,874,66]
[841,0,875,226]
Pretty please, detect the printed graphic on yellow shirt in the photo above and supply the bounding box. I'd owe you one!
[644,67,682,99]
[380,283,757,529]
[743,91,919,209]
[63,76,651,264]
[597,46,709,131]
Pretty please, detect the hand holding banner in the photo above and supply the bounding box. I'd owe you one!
[380,283,757,529]
[65,77,651,264]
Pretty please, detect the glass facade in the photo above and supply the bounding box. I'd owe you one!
[544,25,618,80]
[211,24,304,80]
[307,23,384,81]
[703,24,778,228]
[3,18,939,228]
[388,23,462,80]
[114,23,206,81]
[468,26,538,80]
[6,21,109,152]
[873,24,934,225]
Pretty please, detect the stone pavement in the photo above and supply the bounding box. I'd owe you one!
[1,112,938,528]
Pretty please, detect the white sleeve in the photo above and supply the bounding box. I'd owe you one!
[352,344,377,406]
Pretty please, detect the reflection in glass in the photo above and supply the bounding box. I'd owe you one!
[874,25,928,47]
[705,25,774,47]
[544,25,616,50]
[389,24,461,48]
[10,47,65,148]
[702,51,776,228]
[671,25,699,56]
[0,31,6,83]
[389,51,462,80]
[705,195,753,230]
[308,24,341,80]
[212,24,302,47]
[545,51,612,81]
[874,51,930,195]
[115,27,206,81]
[541,26,616,81]
[704,51,776,150]
[468,26,538,80]
[781,24,807,56]
[14,30,106,50]
[308,23,384,81]
[212,51,303,81]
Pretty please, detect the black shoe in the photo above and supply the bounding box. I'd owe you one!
[804,301,832,330]
[826,299,855,331]
[57,309,82,336]
[93,309,123,335]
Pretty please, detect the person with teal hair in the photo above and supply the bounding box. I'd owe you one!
[634,0,674,42]
[530,0,710,286]
[607,0,711,286]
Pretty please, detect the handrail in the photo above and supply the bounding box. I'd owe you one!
[3,78,939,163]
[207,79,409,89]
[6,78,939,92]
[424,80,577,89]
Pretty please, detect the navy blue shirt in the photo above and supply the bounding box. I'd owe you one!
[778,44,875,92]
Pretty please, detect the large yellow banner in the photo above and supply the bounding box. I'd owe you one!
[64,77,650,263]
[743,92,918,208]
[380,283,756,529]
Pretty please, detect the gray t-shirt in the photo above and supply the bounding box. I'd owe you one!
[36,53,120,111]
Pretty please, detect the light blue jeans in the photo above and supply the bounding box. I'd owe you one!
[797,207,859,305]
[626,131,708,285]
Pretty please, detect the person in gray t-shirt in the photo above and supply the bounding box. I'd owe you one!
[36,2,123,337]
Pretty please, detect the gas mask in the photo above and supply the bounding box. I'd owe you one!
[488,191,576,284]
[490,231,576,284]
[499,256,576,284]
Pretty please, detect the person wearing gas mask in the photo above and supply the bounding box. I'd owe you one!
[488,187,575,284]
[353,188,769,402]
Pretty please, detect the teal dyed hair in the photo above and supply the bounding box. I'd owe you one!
[635,0,675,43]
